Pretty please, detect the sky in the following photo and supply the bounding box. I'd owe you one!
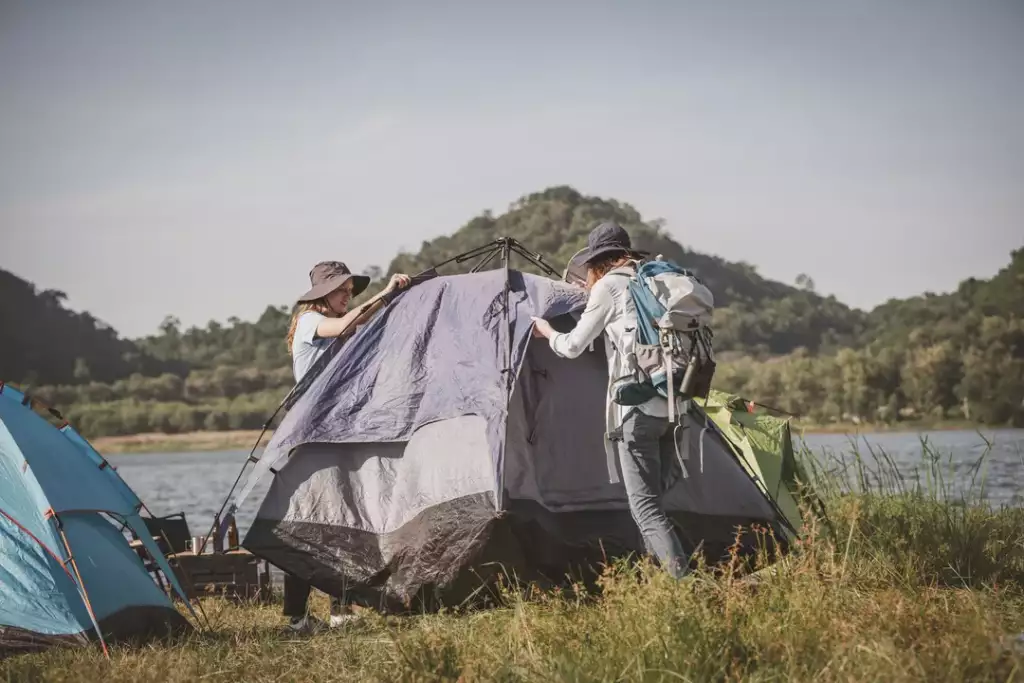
[1,0,1021,338]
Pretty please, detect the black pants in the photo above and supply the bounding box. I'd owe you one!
[282,573,343,618]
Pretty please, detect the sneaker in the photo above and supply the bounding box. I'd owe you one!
[285,614,327,634]
[329,613,362,628]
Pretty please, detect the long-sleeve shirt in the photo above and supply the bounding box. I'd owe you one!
[546,265,669,482]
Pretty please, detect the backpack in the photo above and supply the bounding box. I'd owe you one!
[609,258,717,422]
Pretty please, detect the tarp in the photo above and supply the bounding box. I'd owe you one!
[235,268,799,611]
[0,384,192,658]
[238,269,588,501]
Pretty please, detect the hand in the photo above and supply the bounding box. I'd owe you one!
[530,316,553,339]
[385,273,411,293]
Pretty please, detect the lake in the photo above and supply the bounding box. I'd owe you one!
[108,429,1023,540]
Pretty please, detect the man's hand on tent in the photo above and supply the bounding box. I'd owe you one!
[530,317,554,340]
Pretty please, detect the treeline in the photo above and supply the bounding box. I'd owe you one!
[718,315,1023,426]
[0,269,177,386]
[59,391,286,438]
[31,368,293,437]
[31,311,1021,437]
[5,186,1023,436]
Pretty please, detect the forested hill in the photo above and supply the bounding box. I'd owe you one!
[383,187,864,355]
[4,185,1023,435]
[0,268,178,386]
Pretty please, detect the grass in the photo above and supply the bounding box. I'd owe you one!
[3,443,1023,682]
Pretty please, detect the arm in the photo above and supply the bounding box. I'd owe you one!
[531,281,615,359]
[316,273,411,340]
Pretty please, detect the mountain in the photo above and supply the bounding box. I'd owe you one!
[5,186,1021,434]
[861,247,1023,348]
[385,185,800,308]
[380,186,865,355]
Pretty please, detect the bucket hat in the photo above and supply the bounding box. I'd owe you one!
[575,222,644,265]
[297,261,370,302]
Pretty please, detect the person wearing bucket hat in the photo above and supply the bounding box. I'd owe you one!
[282,260,410,633]
[530,222,690,580]
[286,261,411,385]
[575,221,644,269]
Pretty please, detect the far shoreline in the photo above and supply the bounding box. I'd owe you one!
[89,419,1000,455]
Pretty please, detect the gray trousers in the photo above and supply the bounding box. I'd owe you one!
[618,409,690,579]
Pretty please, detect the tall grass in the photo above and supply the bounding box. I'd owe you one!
[3,441,1023,682]
[798,436,1024,590]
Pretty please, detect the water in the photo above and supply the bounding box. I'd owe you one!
[110,449,273,538]
[107,429,1024,539]
[800,429,1023,507]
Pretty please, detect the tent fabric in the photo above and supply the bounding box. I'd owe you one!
[238,269,589,502]
[698,389,810,537]
[0,385,192,658]
[236,268,800,611]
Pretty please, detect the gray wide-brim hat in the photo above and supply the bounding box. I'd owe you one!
[572,221,647,268]
[297,261,370,302]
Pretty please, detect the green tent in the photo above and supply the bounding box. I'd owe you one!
[696,389,813,539]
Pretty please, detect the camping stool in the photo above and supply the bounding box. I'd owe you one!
[130,512,193,593]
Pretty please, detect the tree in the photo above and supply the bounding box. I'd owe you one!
[73,357,91,382]
[901,342,960,417]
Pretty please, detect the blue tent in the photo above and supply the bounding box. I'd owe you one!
[0,383,193,658]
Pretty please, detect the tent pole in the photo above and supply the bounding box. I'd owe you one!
[423,237,567,281]
[442,240,504,270]
[195,411,281,556]
[53,517,110,658]
[504,239,565,280]
[469,249,500,273]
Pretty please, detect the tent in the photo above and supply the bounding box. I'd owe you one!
[698,389,812,536]
[232,266,803,611]
[0,383,193,658]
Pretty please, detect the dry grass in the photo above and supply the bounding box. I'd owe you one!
[4,442,1023,681]
[3,492,1022,682]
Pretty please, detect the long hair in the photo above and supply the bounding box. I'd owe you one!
[585,252,634,289]
[286,299,331,351]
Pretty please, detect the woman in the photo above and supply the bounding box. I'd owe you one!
[288,260,411,383]
[283,260,411,633]
[530,222,690,579]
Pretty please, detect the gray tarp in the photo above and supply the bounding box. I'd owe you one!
[237,269,587,504]
[235,267,788,610]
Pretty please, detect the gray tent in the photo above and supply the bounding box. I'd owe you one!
[233,267,793,611]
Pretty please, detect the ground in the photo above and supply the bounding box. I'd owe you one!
[3,494,1022,682]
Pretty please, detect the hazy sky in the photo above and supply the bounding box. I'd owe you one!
[1,1,1021,338]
